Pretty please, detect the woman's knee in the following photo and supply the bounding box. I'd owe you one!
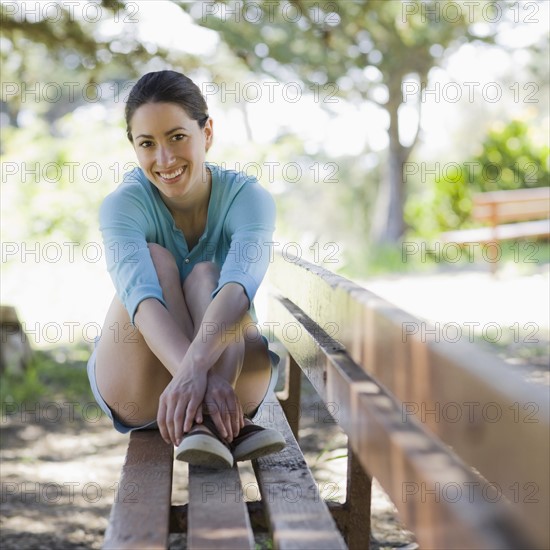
[183,261,220,293]
[147,243,179,283]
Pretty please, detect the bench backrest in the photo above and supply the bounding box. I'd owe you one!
[473,187,550,223]
[268,252,549,550]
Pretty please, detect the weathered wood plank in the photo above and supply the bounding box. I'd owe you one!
[268,253,549,548]
[268,294,542,550]
[473,187,550,223]
[170,501,269,534]
[188,464,254,550]
[103,430,173,550]
[441,219,550,243]
[252,393,347,550]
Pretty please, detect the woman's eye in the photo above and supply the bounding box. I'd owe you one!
[139,140,153,148]
[172,134,187,141]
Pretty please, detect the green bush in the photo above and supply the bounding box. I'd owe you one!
[406,119,550,236]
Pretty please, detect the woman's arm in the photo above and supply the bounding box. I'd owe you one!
[134,282,248,378]
[138,283,249,445]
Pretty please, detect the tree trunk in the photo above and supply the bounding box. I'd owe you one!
[369,98,406,245]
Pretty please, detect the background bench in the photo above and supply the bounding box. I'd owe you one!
[103,252,549,549]
[441,187,550,246]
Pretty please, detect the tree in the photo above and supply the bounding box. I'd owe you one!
[178,0,499,243]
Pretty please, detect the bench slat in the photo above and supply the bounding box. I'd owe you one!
[473,187,550,204]
[188,464,255,550]
[441,218,550,243]
[103,430,173,550]
[268,254,549,548]
[252,394,347,550]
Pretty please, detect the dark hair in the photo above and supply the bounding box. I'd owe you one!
[125,70,209,141]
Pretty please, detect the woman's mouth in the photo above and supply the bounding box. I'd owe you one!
[157,166,186,183]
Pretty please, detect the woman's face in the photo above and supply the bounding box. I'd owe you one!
[129,102,213,202]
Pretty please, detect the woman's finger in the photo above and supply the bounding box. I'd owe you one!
[239,401,245,430]
[173,400,187,446]
[165,399,178,446]
[184,396,201,433]
[206,399,228,440]
[157,398,169,444]
[230,397,240,437]
[222,404,233,442]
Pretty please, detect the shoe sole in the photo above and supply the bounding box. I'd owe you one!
[175,434,233,469]
[233,429,286,462]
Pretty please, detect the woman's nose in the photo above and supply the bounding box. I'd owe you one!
[156,146,175,167]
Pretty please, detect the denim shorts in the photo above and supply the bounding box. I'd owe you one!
[86,335,280,434]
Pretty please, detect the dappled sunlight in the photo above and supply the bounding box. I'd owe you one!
[2,1,548,548]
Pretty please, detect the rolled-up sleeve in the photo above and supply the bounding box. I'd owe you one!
[212,179,276,306]
[99,188,166,325]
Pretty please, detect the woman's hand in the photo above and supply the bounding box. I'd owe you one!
[157,368,208,446]
[197,372,244,443]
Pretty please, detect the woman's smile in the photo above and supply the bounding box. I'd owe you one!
[156,165,187,184]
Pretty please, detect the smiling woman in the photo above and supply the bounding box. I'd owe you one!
[86,70,285,469]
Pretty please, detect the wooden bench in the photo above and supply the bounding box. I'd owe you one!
[441,187,549,272]
[103,252,549,549]
[441,187,550,245]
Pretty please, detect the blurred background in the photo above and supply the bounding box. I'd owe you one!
[1,0,549,350]
[0,1,549,547]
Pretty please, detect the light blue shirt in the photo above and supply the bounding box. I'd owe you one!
[99,162,276,325]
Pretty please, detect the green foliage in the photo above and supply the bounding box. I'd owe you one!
[406,119,550,236]
[1,345,96,417]
[466,119,549,192]
[181,0,492,104]
[1,112,133,244]
[0,356,46,406]
[1,0,147,77]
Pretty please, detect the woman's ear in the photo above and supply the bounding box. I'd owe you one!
[204,117,214,152]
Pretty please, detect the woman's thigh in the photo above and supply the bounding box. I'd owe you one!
[94,293,173,427]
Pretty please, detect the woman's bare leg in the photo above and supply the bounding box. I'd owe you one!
[95,244,194,426]
[182,263,272,417]
[95,244,272,428]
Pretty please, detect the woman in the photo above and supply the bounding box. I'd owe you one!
[87,70,285,469]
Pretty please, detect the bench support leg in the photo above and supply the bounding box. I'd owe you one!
[345,444,372,549]
[276,353,301,439]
